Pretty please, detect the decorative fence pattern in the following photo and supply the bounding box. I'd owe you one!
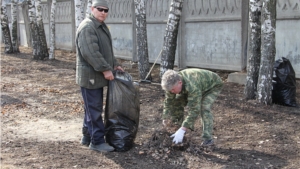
[184,0,241,19]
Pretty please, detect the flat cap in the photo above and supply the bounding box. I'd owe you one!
[92,0,108,8]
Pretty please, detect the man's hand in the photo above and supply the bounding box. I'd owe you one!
[103,70,114,81]
[170,127,186,144]
[114,66,124,72]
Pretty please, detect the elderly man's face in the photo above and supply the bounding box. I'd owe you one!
[92,6,109,22]
[170,81,182,94]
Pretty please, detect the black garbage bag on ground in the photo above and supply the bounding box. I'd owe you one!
[272,57,297,107]
[104,70,140,151]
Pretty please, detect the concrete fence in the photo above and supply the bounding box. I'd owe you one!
[2,0,300,78]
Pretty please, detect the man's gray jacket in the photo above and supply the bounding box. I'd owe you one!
[76,14,120,89]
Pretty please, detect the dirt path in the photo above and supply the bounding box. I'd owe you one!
[1,46,300,169]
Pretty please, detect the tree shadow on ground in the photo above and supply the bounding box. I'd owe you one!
[2,49,76,71]
[202,147,287,169]
[1,95,24,106]
[102,144,288,169]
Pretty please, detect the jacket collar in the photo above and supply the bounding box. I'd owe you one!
[178,73,186,94]
[89,14,105,28]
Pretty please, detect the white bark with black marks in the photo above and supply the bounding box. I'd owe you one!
[85,0,92,18]
[28,0,39,58]
[1,0,13,53]
[134,0,151,80]
[35,0,49,59]
[75,0,84,30]
[49,0,56,60]
[257,0,276,105]
[244,0,262,100]
[11,0,19,52]
[160,0,183,77]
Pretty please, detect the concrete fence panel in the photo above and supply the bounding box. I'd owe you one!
[3,0,300,78]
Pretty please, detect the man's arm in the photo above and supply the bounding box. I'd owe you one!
[181,91,202,131]
[162,91,176,119]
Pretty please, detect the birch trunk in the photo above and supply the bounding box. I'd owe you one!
[160,0,183,77]
[28,0,39,58]
[244,0,262,100]
[80,0,85,21]
[35,0,49,59]
[49,0,56,60]
[21,1,32,47]
[134,0,151,80]
[257,0,276,105]
[1,0,13,53]
[11,0,19,52]
[85,0,92,18]
[75,0,84,30]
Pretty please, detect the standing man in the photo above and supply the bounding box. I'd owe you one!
[76,0,123,152]
[161,69,223,147]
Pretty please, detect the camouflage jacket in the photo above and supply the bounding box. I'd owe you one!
[163,68,223,130]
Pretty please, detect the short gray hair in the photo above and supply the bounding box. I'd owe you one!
[161,69,182,91]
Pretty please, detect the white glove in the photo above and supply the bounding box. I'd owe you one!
[170,128,185,144]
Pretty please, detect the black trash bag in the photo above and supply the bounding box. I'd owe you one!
[272,57,297,107]
[104,70,140,151]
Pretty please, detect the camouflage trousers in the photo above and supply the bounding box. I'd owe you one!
[170,84,223,140]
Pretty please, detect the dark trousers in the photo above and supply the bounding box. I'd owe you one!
[81,87,105,145]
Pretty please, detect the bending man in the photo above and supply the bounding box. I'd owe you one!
[161,69,223,147]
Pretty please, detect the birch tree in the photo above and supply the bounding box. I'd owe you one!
[11,0,19,52]
[75,0,84,30]
[244,0,262,100]
[160,0,183,77]
[85,0,92,18]
[21,0,31,47]
[134,0,151,80]
[0,0,13,53]
[80,0,85,20]
[28,0,47,60]
[28,0,39,58]
[257,0,276,105]
[49,0,56,60]
[35,0,48,59]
